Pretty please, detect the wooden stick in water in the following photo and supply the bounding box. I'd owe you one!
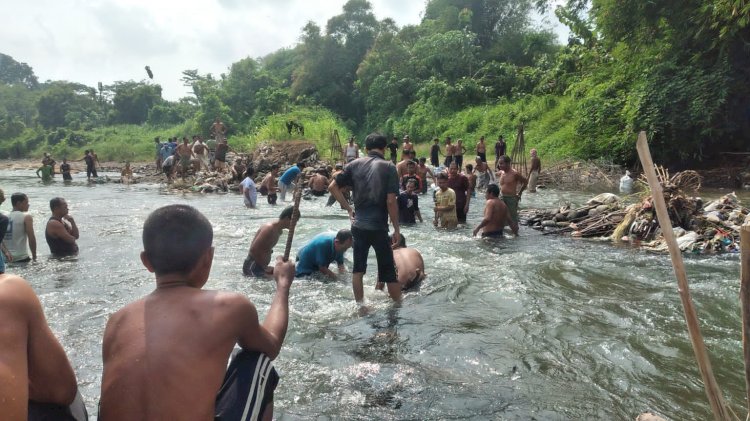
[741,224,750,418]
[283,174,303,262]
[636,131,731,421]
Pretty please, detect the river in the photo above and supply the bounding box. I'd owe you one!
[1,169,747,420]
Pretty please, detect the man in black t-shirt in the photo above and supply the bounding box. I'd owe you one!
[329,133,401,303]
[495,135,507,169]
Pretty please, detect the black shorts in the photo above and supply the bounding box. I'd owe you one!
[478,152,486,162]
[29,390,88,421]
[456,203,467,223]
[215,349,279,421]
[163,165,172,175]
[351,226,397,283]
[455,155,464,168]
[243,257,267,277]
[481,230,503,238]
[267,193,277,205]
[444,156,453,167]
[311,190,326,197]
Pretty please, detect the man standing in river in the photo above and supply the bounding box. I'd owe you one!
[447,162,471,224]
[497,155,527,224]
[244,206,295,277]
[3,192,36,262]
[45,197,79,257]
[473,184,518,237]
[328,133,401,303]
[494,136,507,170]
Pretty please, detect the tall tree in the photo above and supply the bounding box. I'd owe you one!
[0,53,39,89]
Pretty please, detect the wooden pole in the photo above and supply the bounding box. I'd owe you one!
[741,224,750,417]
[282,174,303,262]
[636,131,731,421]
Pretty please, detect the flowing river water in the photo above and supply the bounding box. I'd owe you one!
[1,169,748,420]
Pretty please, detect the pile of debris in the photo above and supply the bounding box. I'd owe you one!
[521,169,750,254]
[536,159,622,190]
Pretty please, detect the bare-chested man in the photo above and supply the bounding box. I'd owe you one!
[416,157,434,194]
[175,137,193,178]
[100,204,295,421]
[244,206,295,277]
[473,184,518,237]
[192,137,209,170]
[476,136,487,162]
[401,135,413,160]
[376,234,425,291]
[396,150,415,179]
[309,170,329,197]
[0,274,88,420]
[444,137,455,167]
[211,117,226,143]
[496,155,527,224]
[260,164,280,205]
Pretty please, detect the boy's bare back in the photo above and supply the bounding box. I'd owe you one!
[100,205,293,420]
[100,288,269,420]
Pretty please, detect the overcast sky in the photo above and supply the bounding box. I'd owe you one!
[1,0,568,100]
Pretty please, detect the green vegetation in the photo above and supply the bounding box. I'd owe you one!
[2,0,748,166]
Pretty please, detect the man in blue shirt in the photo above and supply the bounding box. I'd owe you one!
[328,133,401,303]
[278,163,305,202]
[295,230,352,278]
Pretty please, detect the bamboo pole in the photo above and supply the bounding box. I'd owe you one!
[282,174,303,262]
[636,131,731,421]
[741,224,750,417]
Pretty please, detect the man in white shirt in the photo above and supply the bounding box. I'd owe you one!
[3,193,36,262]
[240,167,258,209]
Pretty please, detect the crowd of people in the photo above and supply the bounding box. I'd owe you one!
[0,129,544,420]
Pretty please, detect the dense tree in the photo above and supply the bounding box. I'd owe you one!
[36,82,99,129]
[109,81,163,125]
[0,53,39,89]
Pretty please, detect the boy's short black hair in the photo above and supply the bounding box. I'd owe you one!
[279,206,295,220]
[244,167,254,178]
[335,229,353,243]
[143,205,213,276]
[10,193,27,207]
[365,133,387,151]
[437,172,448,180]
[391,233,406,248]
[487,184,500,197]
[500,155,511,164]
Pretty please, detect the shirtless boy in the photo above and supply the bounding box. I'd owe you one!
[496,155,527,224]
[100,205,295,421]
[244,206,295,277]
[473,184,518,237]
[260,164,279,205]
[0,274,88,420]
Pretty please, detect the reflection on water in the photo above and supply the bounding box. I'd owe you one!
[0,169,746,419]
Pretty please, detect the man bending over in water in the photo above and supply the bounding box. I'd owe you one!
[244,206,295,277]
[0,274,88,420]
[473,184,518,237]
[308,169,329,197]
[376,234,425,292]
[100,204,295,421]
